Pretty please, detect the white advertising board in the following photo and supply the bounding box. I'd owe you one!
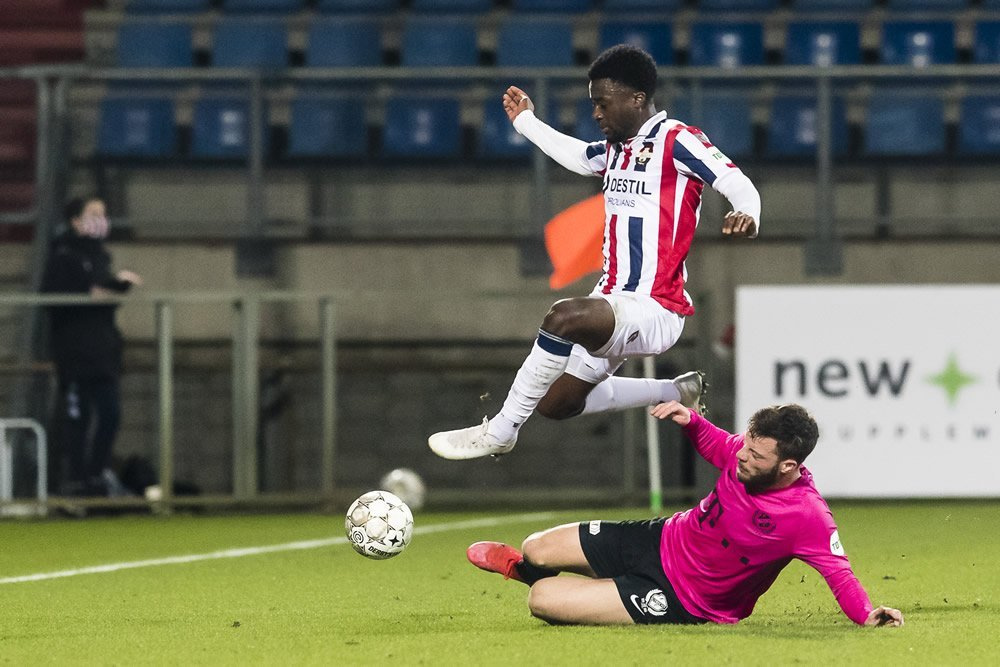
[736,286,1000,497]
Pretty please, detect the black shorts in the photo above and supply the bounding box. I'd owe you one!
[578,519,707,625]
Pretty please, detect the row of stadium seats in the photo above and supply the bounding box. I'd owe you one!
[115,17,1000,67]
[97,90,1000,159]
[120,0,1000,14]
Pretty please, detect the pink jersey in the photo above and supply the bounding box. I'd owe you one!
[660,412,874,624]
[579,112,746,316]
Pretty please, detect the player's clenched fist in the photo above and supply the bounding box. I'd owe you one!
[502,86,534,122]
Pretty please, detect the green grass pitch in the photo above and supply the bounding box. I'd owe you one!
[0,501,997,665]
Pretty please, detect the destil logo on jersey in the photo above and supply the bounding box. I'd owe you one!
[771,351,992,444]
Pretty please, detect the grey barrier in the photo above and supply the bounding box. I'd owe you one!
[0,291,337,514]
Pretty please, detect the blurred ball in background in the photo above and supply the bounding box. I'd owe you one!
[379,468,426,511]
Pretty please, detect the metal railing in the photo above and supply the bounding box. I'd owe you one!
[0,291,337,513]
[2,64,1000,263]
[0,418,47,516]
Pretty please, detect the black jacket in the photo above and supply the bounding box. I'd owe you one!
[41,231,131,378]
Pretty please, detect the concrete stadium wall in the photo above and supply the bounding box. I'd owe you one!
[89,238,1000,345]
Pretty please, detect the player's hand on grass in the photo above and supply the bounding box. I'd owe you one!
[864,605,904,627]
[650,400,692,426]
[503,86,534,123]
[722,211,758,239]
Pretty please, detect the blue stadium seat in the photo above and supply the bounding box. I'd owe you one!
[410,0,493,10]
[602,0,683,9]
[958,95,1000,155]
[117,22,193,67]
[212,19,287,68]
[305,18,381,67]
[382,97,462,158]
[510,0,594,11]
[767,95,848,157]
[599,21,673,65]
[126,0,211,12]
[223,0,305,11]
[287,96,367,158]
[865,92,945,155]
[98,97,177,157]
[784,22,861,66]
[973,22,1000,64]
[400,18,478,67]
[192,97,268,158]
[478,102,534,158]
[688,23,765,68]
[880,21,955,66]
[699,0,780,10]
[791,0,873,8]
[496,19,574,67]
[982,0,1000,7]
[695,93,754,157]
[315,0,399,12]
[885,0,967,9]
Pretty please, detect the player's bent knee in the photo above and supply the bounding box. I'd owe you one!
[541,300,588,340]
[537,397,584,421]
[527,580,560,623]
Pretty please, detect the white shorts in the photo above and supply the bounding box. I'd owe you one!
[565,293,685,385]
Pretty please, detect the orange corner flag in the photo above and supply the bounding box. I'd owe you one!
[544,194,605,290]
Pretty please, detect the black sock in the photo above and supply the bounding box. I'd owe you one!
[515,560,559,585]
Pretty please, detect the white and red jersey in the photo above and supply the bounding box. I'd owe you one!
[512,109,760,316]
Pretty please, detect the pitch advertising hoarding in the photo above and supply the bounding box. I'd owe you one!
[736,286,1000,497]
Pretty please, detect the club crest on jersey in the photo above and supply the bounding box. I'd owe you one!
[752,510,776,534]
[635,141,653,167]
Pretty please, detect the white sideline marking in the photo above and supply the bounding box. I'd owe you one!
[0,511,556,585]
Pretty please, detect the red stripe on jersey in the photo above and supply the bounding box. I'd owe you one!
[650,126,698,316]
[602,213,619,294]
[620,146,632,170]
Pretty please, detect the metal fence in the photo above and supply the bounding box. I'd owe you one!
[2,64,1000,270]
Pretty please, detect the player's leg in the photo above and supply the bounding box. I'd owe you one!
[576,294,705,415]
[580,370,706,415]
[429,297,615,460]
[522,522,597,576]
[467,522,590,583]
[528,577,633,625]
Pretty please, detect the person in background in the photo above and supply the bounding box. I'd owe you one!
[42,196,141,497]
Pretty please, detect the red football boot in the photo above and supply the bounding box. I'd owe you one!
[466,541,525,582]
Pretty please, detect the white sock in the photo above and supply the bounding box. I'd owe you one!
[580,376,681,415]
[487,331,573,442]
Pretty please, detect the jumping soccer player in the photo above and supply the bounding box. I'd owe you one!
[429,44,760,460]
[466,401,905,628]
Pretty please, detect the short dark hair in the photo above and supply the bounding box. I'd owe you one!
[64,196,101,223]
[747,404,819,464]
[588,44,657,97]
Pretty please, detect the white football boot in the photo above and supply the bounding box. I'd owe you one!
[673,370,708,415]
[428,417,518,460]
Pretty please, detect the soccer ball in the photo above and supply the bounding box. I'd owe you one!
[378,468,426,511]
[345,490,414,560]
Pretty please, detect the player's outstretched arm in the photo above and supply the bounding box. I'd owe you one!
[502,86,534,123]
[650,400,692,426]
[864,605,904,627]
[722,211,758,238]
